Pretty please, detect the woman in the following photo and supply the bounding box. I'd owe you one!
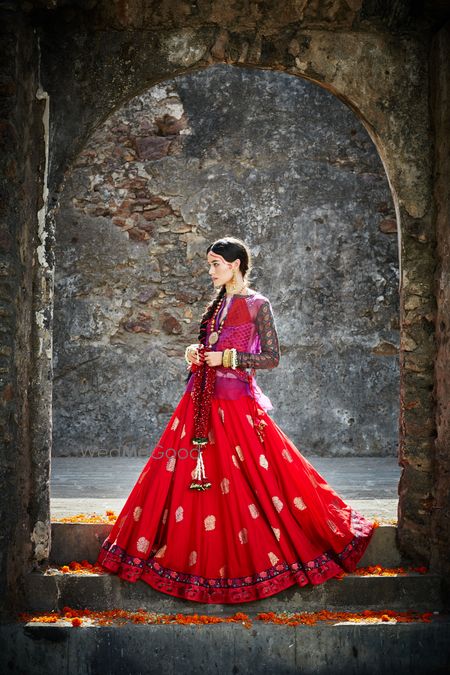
[96,236,375,603]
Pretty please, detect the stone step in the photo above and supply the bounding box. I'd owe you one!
[2,619,450,675]
[50,522,405,568]
[21,570,443,615]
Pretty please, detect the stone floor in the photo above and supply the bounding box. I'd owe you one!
[50,456,400,520]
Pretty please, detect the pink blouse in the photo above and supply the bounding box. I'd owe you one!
[185,290,280,412]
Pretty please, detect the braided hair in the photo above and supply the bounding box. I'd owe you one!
[185,236,252,383]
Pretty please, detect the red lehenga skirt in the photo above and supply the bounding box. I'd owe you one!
[96,389,375,604]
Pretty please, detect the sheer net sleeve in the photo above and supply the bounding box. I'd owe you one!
[236,300,280,369]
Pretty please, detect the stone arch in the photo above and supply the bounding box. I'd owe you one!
[51,64,400,462]
[26,24,434,591]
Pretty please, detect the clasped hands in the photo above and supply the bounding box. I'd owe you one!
[185,343,223,368]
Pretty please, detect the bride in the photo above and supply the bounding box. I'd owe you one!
[97,235,374,604]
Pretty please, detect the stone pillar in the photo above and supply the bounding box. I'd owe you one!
[0,8,49,620]
[397,205,436,563]
[430,21,450,591]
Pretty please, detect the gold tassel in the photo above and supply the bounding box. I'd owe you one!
[189,440,212,490]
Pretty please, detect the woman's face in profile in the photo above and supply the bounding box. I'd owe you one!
[207,252,233,289]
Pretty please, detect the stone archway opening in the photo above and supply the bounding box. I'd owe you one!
[4,0,449,643]
[49,64,401,532]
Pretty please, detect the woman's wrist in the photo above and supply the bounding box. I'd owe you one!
[185,344,199,365]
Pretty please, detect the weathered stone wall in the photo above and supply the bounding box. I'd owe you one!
[53,67,399,458]
[430,22,450,586]
[0,8,49,618]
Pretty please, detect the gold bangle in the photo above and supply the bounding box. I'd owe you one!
[222,348,237,369]
[222,349,230,368]
[185,345,195,365]
[230,348,237,369]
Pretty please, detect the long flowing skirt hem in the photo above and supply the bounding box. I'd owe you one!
[96,390,376,605]
[97,515,374,604]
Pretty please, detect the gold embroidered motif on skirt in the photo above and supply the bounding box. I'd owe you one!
[238,527,248,544]
[281,448,293,463]
[166,456,176,472]
[272,495,284,512]
[327,519,339,534]
[268,551,279,566]
[271,526,281,541]
[293,496,307,511]
[220,477,230,494]
[248,503,260,519]
[133,506,142,522]
[155,544,167,558]
[259,454,269,470]
[136,537,150,554]
[204,514,216,531]
[175,506,184,522]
